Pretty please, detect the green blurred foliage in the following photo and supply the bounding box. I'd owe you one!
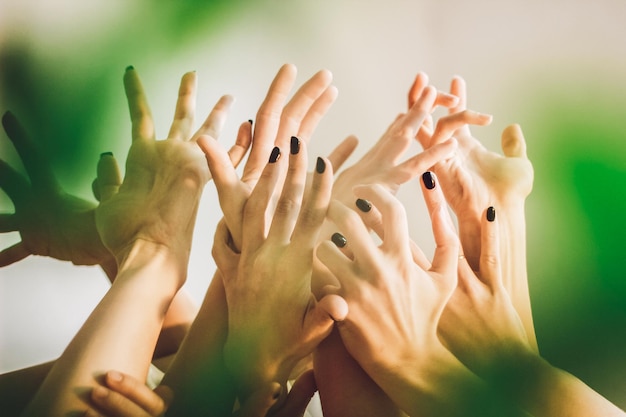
[0,0,245,194]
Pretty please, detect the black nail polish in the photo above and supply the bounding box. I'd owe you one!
[486,206,496,222]
[290,136,300,155]
[316,157,326,174]
[331,232,347,248]
[269,147,281,163]
[248,119,253,125]
[422,171,435,190]
[355,198,372,213]
[100,151,113,158]
[125,65,134,72]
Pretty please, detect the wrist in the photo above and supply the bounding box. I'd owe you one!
[115,239,188,292]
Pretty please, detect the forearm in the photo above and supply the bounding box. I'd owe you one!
[161,271,235,417]
[373,345,522,417]
[314,328,407,417]
[22,241,182,416]
[491,353,625,417]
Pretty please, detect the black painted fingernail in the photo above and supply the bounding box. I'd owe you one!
[100,151,113,158]
[487,206,496,222]
[290,136,300,155]
[248,119,253,125]
[316,157,326,173]
[125,65,134,71]
[269,147,281,163]
[355,198,372,213]
[331,232,347,248]
[422,171,435,190]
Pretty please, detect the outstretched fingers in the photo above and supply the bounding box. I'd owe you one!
[167,71,197,141]
[419,171,459,279]
[478,206,502,289]
[243,64,297,183]
[191,94,234,142]
[326,135,358,172]
[392,137,458,184]
[123,67,155,141]
[429,110,492,147]
[2,111,59,192]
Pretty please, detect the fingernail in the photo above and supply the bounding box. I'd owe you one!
[422,171,435,190]
[316,157,326,173]
[269,147,281,163]
[290,136,300,155]
[248,119,253,125]
[487,206,496,222]
[92,385,109,399]
[125,65,134,72]
[107,370,122,382]
[100,151,113,158]
[355,198,372,213]
[331,232,347,248]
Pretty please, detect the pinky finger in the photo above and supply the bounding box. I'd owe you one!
[0,242,29,267]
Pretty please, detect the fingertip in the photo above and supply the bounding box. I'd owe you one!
[105,370,123,385]
[501,123,527,157]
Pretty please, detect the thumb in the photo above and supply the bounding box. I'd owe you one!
[95,152,122,202]
[501,124,528,158]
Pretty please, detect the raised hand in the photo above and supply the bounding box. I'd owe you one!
[94,67,248,275]
[212,138,347,400]
[414,75,536,350]
[330,75,458,210]
[198,64,337,252]
[0,112,114,274]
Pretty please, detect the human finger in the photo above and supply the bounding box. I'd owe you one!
[352,197,384,240]
[429,110,492,147]
[316,240,354,290]
[434,91,460,110]
[353,184,410,255]
[392,138,458,184]
[2,111,59,192]
[123,66,155,141]
[0,158,30,204]
[167,71,197,141]
[88,386,156,417]
[407,72,428,109]
[478,206,501,289]
[243,64,297,183]
[274,69,333,150]
[241,146,282,252]
[89,371,169,417]
[326,135,358,172]
[191,95,234,142]
[291,156,333,249]
[197,135,242,202]
[97,153,122,203]
[448,75,471,137]
[501,123,528,158]
[325,200,377,268]
[388,86,437,158]
[295,84,338,144]
[226,120,253,169]
[420,171,458,277]
[0,242,30,267]
[272,370,317,417]
[267,137,308,244]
